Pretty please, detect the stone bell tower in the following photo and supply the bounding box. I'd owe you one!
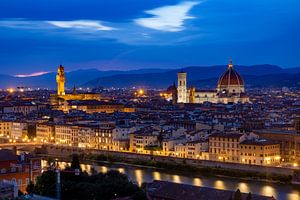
[177,71,187,103]
[56,64,65,95]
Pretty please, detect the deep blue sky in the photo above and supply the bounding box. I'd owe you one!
[0,0,300,76]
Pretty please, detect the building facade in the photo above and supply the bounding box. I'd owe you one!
[209,133,244,163]
[0,121,12,137]
[36,123,55,142]
[240,139,281,166]
[0,150,41,193]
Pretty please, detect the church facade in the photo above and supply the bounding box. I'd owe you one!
[50,65,100,105]
[177,60,250,104]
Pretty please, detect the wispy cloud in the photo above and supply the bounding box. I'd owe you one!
[14,71,50,78]
[0,19,115,31]
[0,15,202,45]
[134,1,200,32]
[0,19,49,29]
[47,20,115,31]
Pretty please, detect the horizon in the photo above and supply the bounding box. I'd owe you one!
[9,63,300,78]
[1,0,300,75]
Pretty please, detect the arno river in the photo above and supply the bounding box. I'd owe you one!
[41,160,299,200]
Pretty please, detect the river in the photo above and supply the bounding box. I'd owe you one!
[41,160,299,200]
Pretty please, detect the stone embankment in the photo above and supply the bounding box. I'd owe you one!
[36,145,300,184]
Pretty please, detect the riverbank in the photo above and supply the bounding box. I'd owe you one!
[39,150,294,185]
[42,156,300,200]
[36,144,300,185]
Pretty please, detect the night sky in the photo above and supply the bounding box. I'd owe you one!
[0,0,300,76]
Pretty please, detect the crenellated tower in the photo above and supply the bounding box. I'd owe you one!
[56,64,65,95]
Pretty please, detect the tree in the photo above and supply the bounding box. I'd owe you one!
[157,131,164,148]
[34,170,57,198]
[71,154,81,171]
[32,168,146,200]
[246,192,252,200]
[26,181,35,194]
[234,189,242,200]
[27,124,36,139]
[91,166,97,175]
[46,157,55,170]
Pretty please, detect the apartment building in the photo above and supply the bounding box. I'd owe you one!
[209,133,244,163]
[55,125,79,146]
[0,121,12,137]
[186,140,209,159]
[36,123,55,142]
[240,139,281,166]
[0,150,41,193]
[129,129,158,153]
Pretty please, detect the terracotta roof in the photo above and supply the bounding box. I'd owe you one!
[209,133,243,138]
[240,139,279,146]
[217,67,244,86]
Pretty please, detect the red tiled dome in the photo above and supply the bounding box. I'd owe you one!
[167,85,177,93]
[217,61,244,87]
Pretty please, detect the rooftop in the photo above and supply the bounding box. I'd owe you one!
[146,180,275,200]
[209,133,243,139]
[240,139,279,146]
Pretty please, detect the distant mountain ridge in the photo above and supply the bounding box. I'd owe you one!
[0,68,171,89]
[0,65,299,89]
[84,65,300,88]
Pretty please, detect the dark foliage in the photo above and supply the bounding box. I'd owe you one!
[31,170,146,200]
[246,192,252,200]
[234,189,242,200]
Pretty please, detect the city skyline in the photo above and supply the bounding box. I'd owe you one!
[0,1,300,200]
[0,0,300,75]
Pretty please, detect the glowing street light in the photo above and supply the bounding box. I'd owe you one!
[138,89,144,95]
[7,88,14,93]
[293,163,298,167]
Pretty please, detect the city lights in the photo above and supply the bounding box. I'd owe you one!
[0,1,298,199]
[7,88,14,93]
[138,89,145,95]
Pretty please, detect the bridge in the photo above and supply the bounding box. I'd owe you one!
[0,142,43,150]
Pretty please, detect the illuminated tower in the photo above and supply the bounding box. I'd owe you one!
[56,64,65,95]
[177,71,187,103]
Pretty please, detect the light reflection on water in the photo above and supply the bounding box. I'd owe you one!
[172,175,182,184]
[153,171,161,181]
[238,182,249,193]
[214,180,226,190]
[193,178,202,187]
[41,160,299,200]
[261,185,276,198]
[134,169,143,186]
[118,168,125,174]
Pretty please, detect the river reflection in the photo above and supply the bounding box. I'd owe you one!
[42,160,299,200]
